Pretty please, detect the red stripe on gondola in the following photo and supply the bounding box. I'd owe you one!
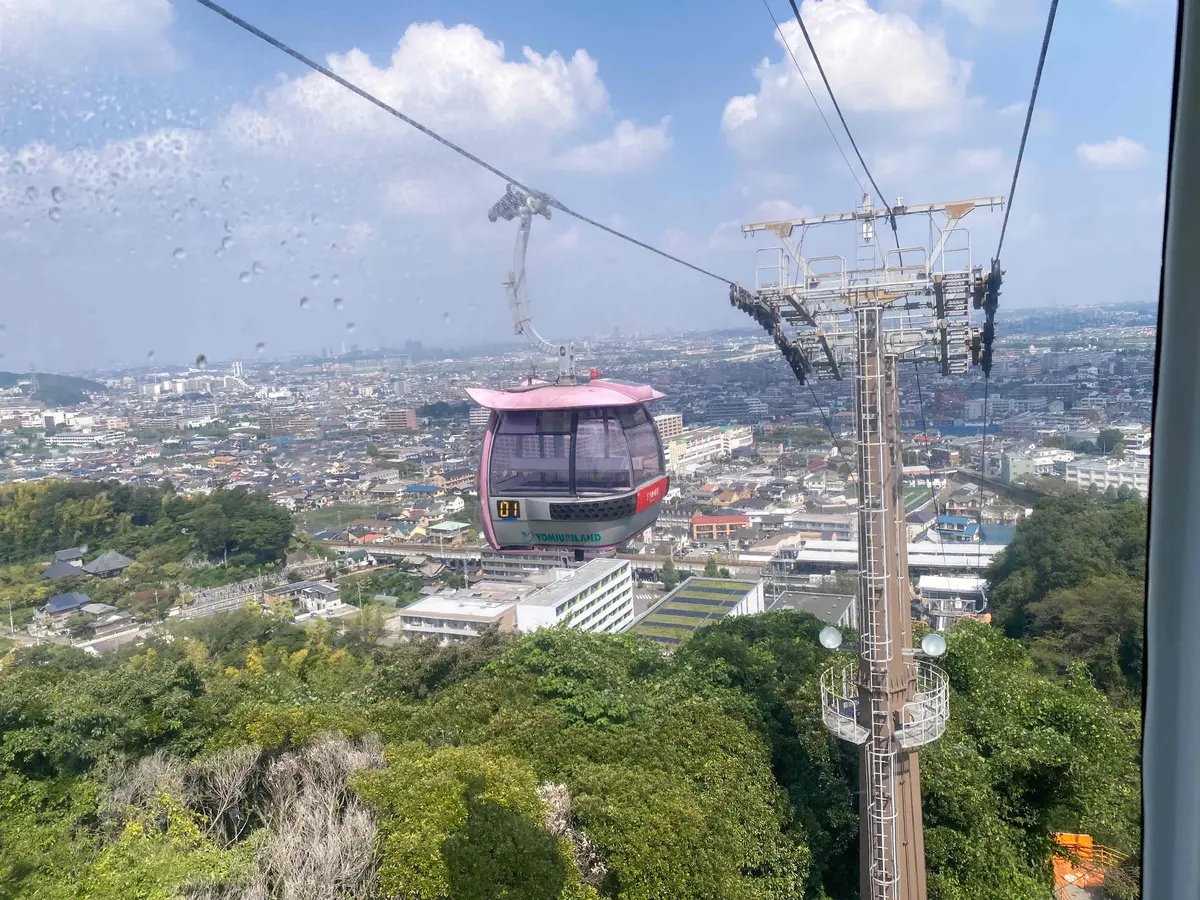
[635,477,669,513]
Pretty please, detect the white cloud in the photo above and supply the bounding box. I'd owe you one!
[1076,136,1151,169]
[0,0,174,66]
[222,22,610,158]
[723,0,972,153]
[556,117,672,174]
[955,147,1005,173]
[751,199,814,221]
[941,0,1039,27]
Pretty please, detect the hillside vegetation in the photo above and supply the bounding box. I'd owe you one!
[0,483,1144,899]
[0,611,1139,899]
[0,481,295,627]
[0,371,106,406]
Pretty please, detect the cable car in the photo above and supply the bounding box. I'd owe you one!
[467,379,670,551]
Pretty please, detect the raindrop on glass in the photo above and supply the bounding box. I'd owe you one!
[330,242,338,251]
[25,186,38,201]
[172,247,186,260]
[255,342,266,354]
[196,354,207,369]
[147,350,155,361]
[252,261,264,276]
[171,208,183,222]
[221,176,231,190]
[221,236,234,252]
[443,312,451,324]
[48,207,62,222]
[346,321,356,333]
[311,274,321,285]
[310,212,319,225]
[10,160,26,176]
[299,296,310,309]
[333,297,344,311]
[224,219,234,234]
[50,186,64,204]
[239,271,251,283]
[332,274,340,285]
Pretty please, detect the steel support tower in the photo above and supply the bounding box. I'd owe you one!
[737,194,1004,900]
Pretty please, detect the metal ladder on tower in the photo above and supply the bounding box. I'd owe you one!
[857,307,900,900]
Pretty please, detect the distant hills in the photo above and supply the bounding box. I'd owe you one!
[0,372,107,407]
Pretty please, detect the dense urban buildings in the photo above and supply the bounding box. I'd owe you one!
[0,301,1156,651]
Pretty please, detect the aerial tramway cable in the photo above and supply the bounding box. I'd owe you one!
[192,0,855,448]
[977,0,1061,544]
[190,0,735,287]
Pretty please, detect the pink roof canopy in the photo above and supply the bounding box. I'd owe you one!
[465,379,667,411]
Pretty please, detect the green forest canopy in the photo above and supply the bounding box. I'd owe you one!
[986,490,1146,706]
[0,481,295,627]
[0,609,1140,900]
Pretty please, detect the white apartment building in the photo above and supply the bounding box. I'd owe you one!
[1063,459,1150,498]
[44,430,126,448]
[665,425,755,475]
[396,582,528,644]
[469,407,492,428]
[653,413,684,440]
[517,558,634,634]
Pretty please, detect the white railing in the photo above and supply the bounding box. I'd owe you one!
[819,663,869,745]
[898,659,949,749]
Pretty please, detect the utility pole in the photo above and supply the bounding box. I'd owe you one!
[739,194,1004,900]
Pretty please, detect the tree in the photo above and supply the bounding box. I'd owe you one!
[660,557,679,590]
[703,555,720,577]
[366,443,380,458]
[1096,428,1125,455]
[986,491,1147,705]
[353,744,596,900]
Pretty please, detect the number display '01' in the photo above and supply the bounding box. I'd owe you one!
[496,499,521,519]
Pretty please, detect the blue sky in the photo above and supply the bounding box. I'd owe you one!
[0,0,1179,371]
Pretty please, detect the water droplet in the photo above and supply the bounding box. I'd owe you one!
[10,160,26,175]
[25,186,38,201]
[255,342,266,353]
[239,271,251,283]
[48,207,62,222]
[252,261,264,276]
[299,296,310,309]
[310,212,319,225]
[172,247,186,260]
[332,274,340,284]
[50,186,64,204]
[346,321,356,332]
[443,312,451,324]
[147,350,155,361]
[196,354,207,369]
[224,219,234,234]
[220,236,234,252]
[171,208,183,222]
[280,239,288,248]
[330,242,338,251]
[311,274,321,285]
[333,297,344,310]
[221,176,231,190]
[416,296,424,305]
